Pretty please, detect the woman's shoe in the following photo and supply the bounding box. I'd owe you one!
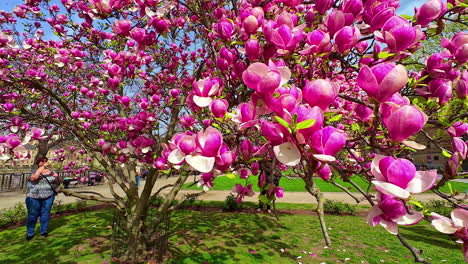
[41,232,48,237]
[26,235,34,241]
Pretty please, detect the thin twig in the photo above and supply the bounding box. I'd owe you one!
[396,233,432,264]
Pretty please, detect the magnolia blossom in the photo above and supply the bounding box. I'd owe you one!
[415,0,447,27]
[310,126,347,161]
[382,104,428,142]
[191,77,222,107]
[357,63,408,102]
[242,61,291,94]
[431,207,468,262]
[371,155,437,199]
[302,79,339,110]
[368,193,423,235]
[447,121,468,137]
[232,184,255,203]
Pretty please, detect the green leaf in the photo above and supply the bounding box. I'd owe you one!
[351,123,360,131]
[274,116,291,129]
[441,149,452,158]
[225,172,237,179]
[448,182,454,195]
[408,199,423,208]
[377,52,395,59]
[296,119,316,130]
[400,14,413,20]
[292,113,298,127]
[328,114,342,122]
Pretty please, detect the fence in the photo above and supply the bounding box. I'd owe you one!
[0,171,91,192]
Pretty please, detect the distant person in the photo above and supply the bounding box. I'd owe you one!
[135,164,142,187]
[26,157,59,240]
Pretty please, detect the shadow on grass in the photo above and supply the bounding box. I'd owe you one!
[400,225,458,250]
[0,210,113,264]
[166,210,297,264]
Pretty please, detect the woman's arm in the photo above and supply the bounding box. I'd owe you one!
[30,166,46,181]
[52,171,60,184]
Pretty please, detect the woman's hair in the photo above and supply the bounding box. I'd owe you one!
[36,157,48,165]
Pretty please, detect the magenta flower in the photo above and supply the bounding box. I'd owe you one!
[282,105,324,141]
[354,104,373,122]
[232,184,255,203]
[379,16,424,53]
[442,32,468,64]
[232,102,258,130]
[216,18,234,40]
[368,193,423,235]
[112,19,132,36]
[357,63,408,102]
[197,173,215,191]
[300,29,332,55]
[382,104,427,142]
[456,71,468,99]
[447,121,468,137]
[302,79,339,110]
[261,121,287,145]
[431,207,468,262]
[210,99,229,119]
[311,126,347,158]
[240,139,254,161]
[371,155,437,199]
[242,62,290,94]
[192,77,222,107]
[452,137,467,160]
[315,0,333,14]
[415,0,447,27]
[343,0,364,18]
[196,127,223,158]
[362,1,397,31]
[325,10,347,38]
[317,163,331,180]
[334,26,361,53]
[428,78,452,104]
[245,39,262,60]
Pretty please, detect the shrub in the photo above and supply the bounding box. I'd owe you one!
[419,200,453,217]
[323,200,357,215]
[222,194,240,212]
[0,203,27,227]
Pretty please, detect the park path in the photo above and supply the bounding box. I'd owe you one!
[0,177,460,210]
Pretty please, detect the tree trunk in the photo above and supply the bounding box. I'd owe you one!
[303,177,331,246]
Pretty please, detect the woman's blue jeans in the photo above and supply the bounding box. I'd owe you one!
[25,196,55,236]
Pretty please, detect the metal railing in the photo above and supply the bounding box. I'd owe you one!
[0,171,92,192]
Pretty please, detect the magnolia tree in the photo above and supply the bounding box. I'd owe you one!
[0,0,467,263]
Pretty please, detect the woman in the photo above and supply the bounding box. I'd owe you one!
[26,157,59,240]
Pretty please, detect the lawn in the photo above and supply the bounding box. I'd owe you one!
[183,174,468,194]
[0,203,463,264]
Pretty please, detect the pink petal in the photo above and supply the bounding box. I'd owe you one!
[378,64,408,102]
[372,181,411,199]
[273,142,301,166]
[431,213,457,234]
[371,154,386,181]
[367,205,383,226]
[405,170,437,193]
[185,155,215,173]
[452,207,468,228]
[357,66,378,98]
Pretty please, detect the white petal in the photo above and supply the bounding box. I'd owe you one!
[10,126,19,133]
[372,181,411,199]
[406,170,437,193]
[278,66,291,86]
[431,218,457,234]
[185,155,215,173]
[273,142,301,166]
[394,211,423,225]
[402,140,426,150]
[168,149,185,164]
[371,154,386,181]
[141,147,150,154]
[22,131,33,145]
[380,219,398,235]
[193,95,212,107]
[313,154,336,162]
[452,208,468,229]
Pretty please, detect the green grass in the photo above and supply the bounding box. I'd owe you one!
[0,205,463,264]
[183,174,468,193]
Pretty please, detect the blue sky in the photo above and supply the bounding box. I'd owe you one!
[1,0,429,15]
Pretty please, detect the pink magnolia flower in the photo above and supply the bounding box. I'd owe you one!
[334,26,361,53]
[315,0,333,14]
[210,99,229,119]
[362,1,397,31]
[447,122,468,137]
[317,163,331,180]
[216,18,234,40]
[342,0,364,18]
[357,63,408,102]
[382,104,428,142]
[243,61,291,94]
[263,17,304,54]
[232,102,258,130]
[302,79,339,110]
[300,29,332,55]
[431,207,468,262]
[371,155,438,199]
[232,184,255,203]
[428,78,452,104]
[197,172,215,191]
[379,16,424,53]
[192,77,222,107]
[9,116,22,133]
[415,0,447,27]
[112,19,132,36]
[456,71,468,99]
[245,39,263,60]
[453,137,467,160]
[442,32,468,64]
[311,126,347,159]
[368,193,423,235]
[282,105,324,141]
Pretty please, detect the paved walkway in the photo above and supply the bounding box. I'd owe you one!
[0,177,462,210]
